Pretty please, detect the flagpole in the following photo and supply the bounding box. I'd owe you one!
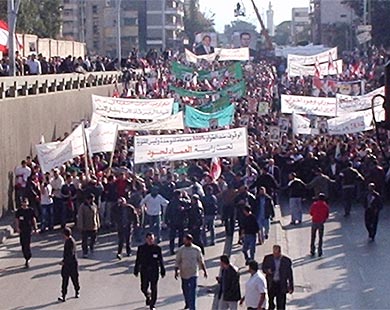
[7,0,20,76]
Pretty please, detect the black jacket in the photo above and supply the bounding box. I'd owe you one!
[218,264,241,302]
[195,44,215,55]
[134,243,165,277]
[254,194,275,219]
[364,191,383,211]
[165,197,190,227]
[63,236,78,266]
[262,254,294,294]
[241,213,259,235]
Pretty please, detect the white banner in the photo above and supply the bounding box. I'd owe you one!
[215,47,250,61]
[336,86,384,114]
[36,124,86,173]
[288,59,343,77]
[292,113,312,135]
[328,107,385,135]
[134,127,248,164]
[85,123,118,154]
[185,49,216,63]
[288,47,338,66]
[91,111,185,131]
[281,94,337,117]
[92,95,174,120]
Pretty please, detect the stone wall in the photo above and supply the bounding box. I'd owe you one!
[0,85,114,217]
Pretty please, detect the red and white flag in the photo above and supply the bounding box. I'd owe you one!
[0,20,22,54]
[328,52,335,73]
[210,157,221,181]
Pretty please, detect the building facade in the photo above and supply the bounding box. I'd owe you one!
[291,7,310,44]
[61,0,184,57]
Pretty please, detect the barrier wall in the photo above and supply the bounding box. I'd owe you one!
[0,84,117,217]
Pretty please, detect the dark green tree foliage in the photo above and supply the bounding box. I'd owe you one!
[184,0,215,45]
[16,0,62,38]
[342,0,390,47]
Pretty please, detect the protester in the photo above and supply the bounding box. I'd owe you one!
[15,197,38,268]
[175,234,208,310]
[364,183,383,241]
[58,227,80,302]
[134,232,165,310]
[309,193,329,257]
[241,205,259,265]
[217,255,241,310]
[240,260,267,310]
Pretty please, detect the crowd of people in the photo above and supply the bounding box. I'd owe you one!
[11,40,390,310]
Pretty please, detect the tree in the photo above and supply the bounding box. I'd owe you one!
[224,20,258,41]
[5,0,63,38]
[342,0,390,48]
[184,0,215,45]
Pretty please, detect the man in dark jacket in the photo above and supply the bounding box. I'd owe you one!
[58,227,80,302]
[309,193,329,257]
[287,173,306,225]
[364,183,383,241]
[339,161,364,217]
[241,206,259,264]
[217,255,241,309]
[201,186,218,246]
[116,197,139,260]
[165,190,190,255]
[262,245,294,310]
[254,187,275,244]
[188,194,205,254]
[134,232,165,310]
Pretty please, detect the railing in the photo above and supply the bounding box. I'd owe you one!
[0,71,122,99]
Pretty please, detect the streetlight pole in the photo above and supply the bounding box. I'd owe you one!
[162,0,166,50]
[7,0,21,76]
[117,0,122,68]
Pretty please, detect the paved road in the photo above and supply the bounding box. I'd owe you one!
[0,215,282,310]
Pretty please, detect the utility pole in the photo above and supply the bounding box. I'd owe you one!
[7,0,21,76]
[117,0,122,67]
[162,0,166,50]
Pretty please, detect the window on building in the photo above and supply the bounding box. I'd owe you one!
[124,18,138,26]
[93,25,99,33]
[92,5,98,14]
[93,41,99,49]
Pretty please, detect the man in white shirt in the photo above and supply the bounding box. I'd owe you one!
[240,260,267,310]
[27,53,42,75]
[50,169,65,225]
[140,187,169,243]
[40,173,54,232]
[14,160,31,210]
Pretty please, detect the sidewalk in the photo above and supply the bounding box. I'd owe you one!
[0,212,14,244]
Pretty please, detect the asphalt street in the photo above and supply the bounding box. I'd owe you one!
[1,199,390,310]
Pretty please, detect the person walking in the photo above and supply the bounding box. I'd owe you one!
[134,232,165,310]
[217,255,241,310]
[58,227,80,302]
[77,193,100,258]
[339,161,364,217]
[201,186,218,246]
[287,173,306,225]
[241,206,259,265]
[364,183,383,241]
[188,195,205,254]
[262,245,294,310]
[116,197,139,260]
[254,187,275,244]
[175,234,208,310]
[15,197,38,268]
[239,260,267,310]
[40,173,54,232]
[309,193,329,257]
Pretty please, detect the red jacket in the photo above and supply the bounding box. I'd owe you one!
[310,200,329,224]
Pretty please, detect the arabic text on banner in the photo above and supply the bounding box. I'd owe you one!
[185,48,250,63]
[287,47,338,66]
[292,113,312,135]
[197,96,231,113]
[91,111,185,131]
[336,86,385,114]
[92,95,174,120]
[185,104,235,128]
[281,94,337,117]
[134,127,248,164]
[288,59,343,77]
[85,123,118,154]
[171,62,243,81]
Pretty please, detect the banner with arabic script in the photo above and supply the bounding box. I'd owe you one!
[91,111,185,131]
[198,96,231,113]
[185,104,235,128]
[170,80,246,99]
[336,86,384,114]
[134,127,248,164]
[281,94,337,117]
[92,95,174,120]
[85,123,118,154]
[288,59,343,77]
[287,47,338,66]
[171,62,243,81]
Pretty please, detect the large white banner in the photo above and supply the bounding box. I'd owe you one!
[288,47,338,66]
[91,111,184,131]
[92,95,174,120]
[288,59,343,77]
[36,123,86,173]
[85,123,118,154]
[215,47,250,61]
[336,86,385,114]
[185,49,216,63]
[292,113,312,135]
[328,107,385,135]
[134,127,248,164]
[281,94,337,117]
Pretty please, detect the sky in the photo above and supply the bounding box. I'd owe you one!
[199,0,310,32]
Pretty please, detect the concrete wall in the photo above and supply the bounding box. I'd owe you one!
[0,85,114,218]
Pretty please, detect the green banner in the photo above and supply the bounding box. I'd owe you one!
[171,62,243,81]
[198,96,231,113]
[170,80,246,99]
